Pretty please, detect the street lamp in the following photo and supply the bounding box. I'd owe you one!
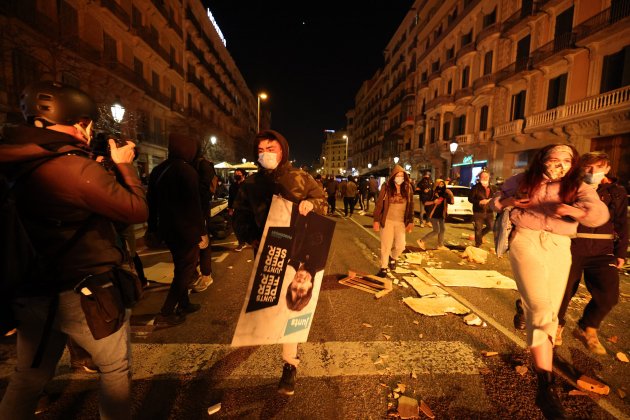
[210,136,217,145]
[393,156,399,164]
[342,134,349,172]
[242,158,247,164]
[111,100,125,123]
[257,92,268,133]
[449,139,459,179]
[367,163,372,169]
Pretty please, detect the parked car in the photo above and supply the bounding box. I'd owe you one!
[414,185,473,222]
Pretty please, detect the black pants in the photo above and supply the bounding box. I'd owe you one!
[354,194,364,210]
[343,197,356,216]
[162,242,199,315]
[473,212,494,247]
[558,253,620,329]
[366,192,378,211]
[327,195,336,214]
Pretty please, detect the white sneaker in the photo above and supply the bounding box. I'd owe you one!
[193,275,213,293]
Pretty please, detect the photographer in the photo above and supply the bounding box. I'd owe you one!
[417,179,454,251]
[0,81,147,419]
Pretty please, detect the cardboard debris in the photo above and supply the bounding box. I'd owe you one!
[404,276,448,297]
[403,296,469,317]
[411,370,418,379]
[482,351,498,357]
[382,333,391,341]
[397,396,419,418]
[410,270,440,285]
[393,392,400,399]
[393,278,400,285]
[515,365,528,376]
[143,262,174,284]
[464,314,482,326]
[607,335,618,343]
[461,246,488,264]
[419,400,435,419]
[401,282,409,288]
[394,383,406,393]
[569,390,589,397]
[403,252,424,265]
[339,270,393,298]
[617,388,626,399]
[425,268,518,290]
[577,375,610,395]
[395,267,412,274]
[419,333,423,339]
[616,352,629,363]
[362,323,373,328]
[413,320,419,325]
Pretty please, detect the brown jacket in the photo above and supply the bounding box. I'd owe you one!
[373,164,415,228]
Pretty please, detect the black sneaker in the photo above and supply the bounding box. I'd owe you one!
[513,299,526,330]
[375,268,388,278]
[177,303,201,315]
[277,363,297,396]
[388,257,397,270]
[154,313,186,327]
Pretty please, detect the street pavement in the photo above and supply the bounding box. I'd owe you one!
[0,200,629,419]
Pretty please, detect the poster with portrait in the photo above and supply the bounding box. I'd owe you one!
[231,195,335,347]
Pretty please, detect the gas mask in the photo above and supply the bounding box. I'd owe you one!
[258,152,279,170]
[584,172,606,185]
[544,160,571,180]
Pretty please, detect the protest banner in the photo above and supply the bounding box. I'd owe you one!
[231,195,335,346]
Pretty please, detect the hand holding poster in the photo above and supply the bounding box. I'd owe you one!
[231,196,335,346]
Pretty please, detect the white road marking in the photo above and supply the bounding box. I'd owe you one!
[212,252,228,263]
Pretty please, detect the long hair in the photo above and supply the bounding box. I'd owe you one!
[518,144,582,204]
[387,170,411,197]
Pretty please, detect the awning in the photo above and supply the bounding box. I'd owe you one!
[233,162,258,170]
[214,161,235,169]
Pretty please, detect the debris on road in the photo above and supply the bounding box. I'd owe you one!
[481,351,498,357]
[617,388,626,399]
[395,267,412,274]
[382,333,391,340]
[515,365,528,376]
[404,276,447,297]
[577,375,610,395]
[419,400,435,419]
[403,296,469,316]
[362,323,373,328]
[461,246,488,264]
[568,390,589,397]
[424,268,518,290]
[463,313,482,326]
[616,352,629,363]
[402,252,424,265]
[339,270,393,298]
[397,396,419,418]
[607,335,618,343]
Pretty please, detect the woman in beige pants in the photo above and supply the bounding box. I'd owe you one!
[492,144,608,419]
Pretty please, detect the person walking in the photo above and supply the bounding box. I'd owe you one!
[416,171,433,227]
[343,177,358,217]
[490,144,608,419]
[147,133,208,327]
[228,168,248,252]
[324,176,338,215]
[372,165,414,277]
[0,81,147,419]
[417,179,454,251]
[233,129,325,396]
[556,152,627,354]
[366,175,379,211]
[357,177,368,214]
[468,171,497,248]
[192,152,218,292]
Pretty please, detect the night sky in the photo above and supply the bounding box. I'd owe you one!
[204,1,414,166]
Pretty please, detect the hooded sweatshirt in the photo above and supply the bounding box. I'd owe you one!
[233,130,326,244]
[147,133,204,245]
[373,164,414,227]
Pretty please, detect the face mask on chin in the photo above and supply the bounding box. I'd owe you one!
[544,161,571,180]
[584,171,605,185]
[258,152,279,170]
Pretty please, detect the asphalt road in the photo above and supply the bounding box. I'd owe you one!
[0,202,628,419]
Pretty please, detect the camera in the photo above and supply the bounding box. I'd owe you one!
[91,132,127,158]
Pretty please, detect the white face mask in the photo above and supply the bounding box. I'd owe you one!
[394,176,404,185]
[258,152,279,170]
[480,180,489,187]
[584,171,606,185]
[544,161,571,180]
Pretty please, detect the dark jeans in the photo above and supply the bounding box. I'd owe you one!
[343,197,356,216]
[558,253,619,329]
[162,241,199,315]
[354,194,364,210]
[473,212,494,247]
[327,195,336,214]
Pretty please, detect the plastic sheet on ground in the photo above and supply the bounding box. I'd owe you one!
[143,262,173,284]
[425,268,517,290]
[403,296,470,316]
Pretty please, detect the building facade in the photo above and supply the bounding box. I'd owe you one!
[319,130,349,177]
[0,0,257,176]
[349,0,630,188]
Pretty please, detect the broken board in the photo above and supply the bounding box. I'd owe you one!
[339,270,393,298]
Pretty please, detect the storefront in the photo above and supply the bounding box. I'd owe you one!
[451,154,487,186]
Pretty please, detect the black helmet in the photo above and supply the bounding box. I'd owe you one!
[20,80,98,126]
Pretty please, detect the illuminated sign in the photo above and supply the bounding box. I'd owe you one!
[462,155,474,164]
[207,8,226,47]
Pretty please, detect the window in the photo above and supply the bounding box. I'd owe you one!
[443,121,451,140]
[431,60,440,72]
[419,132,425,148]
[547,73,567,109]
[152,71,160,90]
[171,86,177,103]
[133,57,144,77]
[479,105,489,131]
[446,47,454,60]
[516,35,531,70]
[12,50,39,98]
[483,51,493,75]
[462,66,470,88]
[421,71,428,81]
[454,115,466,136]
[59,0,78,39]
[103,32,117,62]
[447,79,453,94]
[483,8,497,27]
[430,126,436,143]
[461,30,473,46]
[600,45,630,93]
[448,8,458,24]
[510,91,526,120]
[132,5,142,28]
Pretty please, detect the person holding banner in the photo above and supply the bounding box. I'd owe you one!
[233,129,326,396]
[372,165,415,277]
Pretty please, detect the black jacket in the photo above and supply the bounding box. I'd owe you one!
[468,182,497,214]
[0,125,147,293]
[571,180,628,259]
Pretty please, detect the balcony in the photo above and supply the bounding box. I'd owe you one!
[134,25,170,64]
[419,79,429,90]
[151,0,169,21]
[456,42,476,60]
[400,116,415,128]
[428,70,442,82]
[478,130,492,143]
[495,57,534,84]
[501,3,540,36]
[530,32,576,67]
[574,1,630,43]
[454,87,473,101]
[169,59,184,77]
[494,119,524,138]
[526,85,630,131]
[473,73,498,92]
[440,57,457,72]
[101,0,130,27]
[454,134,474,145]
[425,94,454,110]
[476,22,501,45]
[146,87,170,108]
